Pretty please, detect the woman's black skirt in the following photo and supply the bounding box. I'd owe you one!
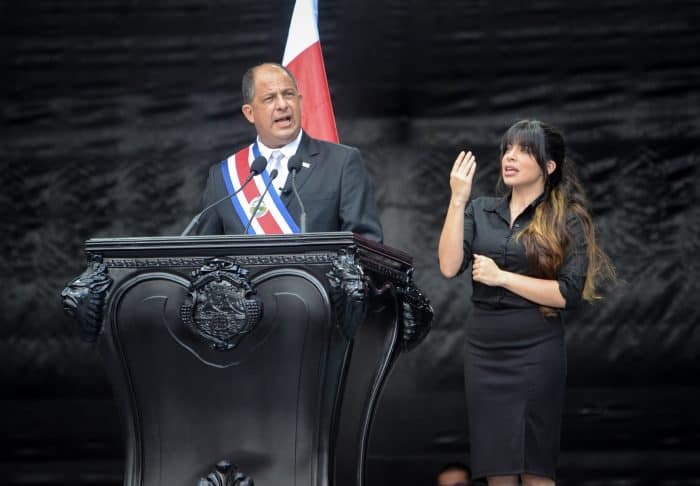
[464,305,566,480]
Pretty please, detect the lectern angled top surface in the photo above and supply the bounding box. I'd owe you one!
[84,231,412,263]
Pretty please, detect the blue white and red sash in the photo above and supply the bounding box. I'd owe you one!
[220,143,300,235]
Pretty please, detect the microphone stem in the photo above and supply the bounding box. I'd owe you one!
[180,172,257,237]
[244,173,276,233]
[180,216,200,237]
[291,171,307,233]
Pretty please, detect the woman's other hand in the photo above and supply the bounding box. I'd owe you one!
[472,254,505,286]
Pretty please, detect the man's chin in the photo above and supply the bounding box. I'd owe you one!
[273,127,300,143]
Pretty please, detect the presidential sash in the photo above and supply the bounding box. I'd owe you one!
[221,143,300,235]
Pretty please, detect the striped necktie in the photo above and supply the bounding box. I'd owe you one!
[268,150,285,195]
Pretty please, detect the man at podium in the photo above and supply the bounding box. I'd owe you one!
[192,62,383,242]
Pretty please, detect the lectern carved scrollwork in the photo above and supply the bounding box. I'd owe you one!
[197,460,254,486]
[61,258,113,343]
[327,249,368,340]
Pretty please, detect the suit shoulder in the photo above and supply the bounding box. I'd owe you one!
[207,159,226,178]
[334,141,361,154]
[309,137,360,158]
[303,139,363,173]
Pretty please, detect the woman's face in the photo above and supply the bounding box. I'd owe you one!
[501,143,545,189]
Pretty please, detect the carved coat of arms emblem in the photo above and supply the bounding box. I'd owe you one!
[180,258,263,351]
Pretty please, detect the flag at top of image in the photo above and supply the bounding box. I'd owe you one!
[282,0,339,143]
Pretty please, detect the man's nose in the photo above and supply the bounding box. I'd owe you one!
[275,93,289,109]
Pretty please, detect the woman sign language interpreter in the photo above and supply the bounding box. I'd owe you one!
[437,120,615,486]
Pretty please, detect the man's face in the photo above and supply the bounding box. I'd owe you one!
[242,65,302,148]
[437,469,470,486]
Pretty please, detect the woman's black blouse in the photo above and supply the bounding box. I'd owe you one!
[458,195,589,310]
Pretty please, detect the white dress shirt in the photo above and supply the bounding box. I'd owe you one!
[255,130,303,196]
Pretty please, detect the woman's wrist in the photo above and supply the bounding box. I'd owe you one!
[497,269,511,288]
[450,194,470,208]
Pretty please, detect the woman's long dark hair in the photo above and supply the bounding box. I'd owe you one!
[499,120,615,309]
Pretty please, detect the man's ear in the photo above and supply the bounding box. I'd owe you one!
[546,159,557,175]
[242,104,254,124]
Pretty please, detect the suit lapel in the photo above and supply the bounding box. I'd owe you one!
[281,132,320,206]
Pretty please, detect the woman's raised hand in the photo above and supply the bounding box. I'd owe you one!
[449,150,476,206]
[439,150,476,277]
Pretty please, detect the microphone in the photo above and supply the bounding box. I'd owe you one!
[287,154,307,233]
[243,169,278,234]
[180,156,267,236]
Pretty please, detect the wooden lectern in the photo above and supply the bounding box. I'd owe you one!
[61,232,431,486]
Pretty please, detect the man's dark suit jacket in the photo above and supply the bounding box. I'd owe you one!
[194,132,383,242]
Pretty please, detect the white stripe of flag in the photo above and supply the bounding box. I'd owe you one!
[282,0,339,143]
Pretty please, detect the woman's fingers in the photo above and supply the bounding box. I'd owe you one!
[451,151,466,175]
[449,150,477,204]
[451,151,476,179]
[465,152,476,178]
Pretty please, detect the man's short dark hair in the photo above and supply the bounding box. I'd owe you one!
[241,62,298,104]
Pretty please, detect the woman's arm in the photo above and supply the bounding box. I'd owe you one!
[438,198,468,278]
[438,151,477,278]
[472,254,567,308]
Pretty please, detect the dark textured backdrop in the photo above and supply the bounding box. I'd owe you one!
[2,0,700,484]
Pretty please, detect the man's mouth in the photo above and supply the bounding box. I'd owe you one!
[274,115,293,126]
